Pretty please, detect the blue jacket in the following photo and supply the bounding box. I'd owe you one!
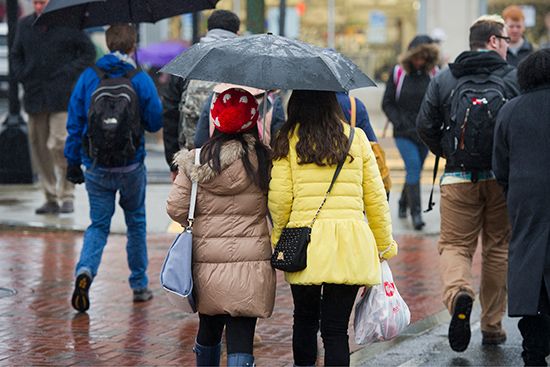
[65,53,163,168]
[336,92,377,142]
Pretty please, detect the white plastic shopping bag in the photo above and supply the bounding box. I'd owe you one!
[354,261,411,344]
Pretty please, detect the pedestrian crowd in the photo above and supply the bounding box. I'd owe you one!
[8,1,550,366]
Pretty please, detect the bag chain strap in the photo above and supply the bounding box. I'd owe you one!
[309,128,355,228]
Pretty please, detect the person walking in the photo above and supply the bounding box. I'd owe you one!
[167,88,276,367]
[336,92,392,196]
[65,24,162,312]
[10,0,95,214]
[162,9,240,180]
[382,35,439,230]
[269,90,398,366]
[416,15,520,352]
[493,49,550,367]
[502,5,533,66]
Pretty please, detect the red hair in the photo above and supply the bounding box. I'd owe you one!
[502,5,524,22]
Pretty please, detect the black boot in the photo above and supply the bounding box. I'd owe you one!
[406,183,425,230]
[398,187,407,218]
[518,315,550,366]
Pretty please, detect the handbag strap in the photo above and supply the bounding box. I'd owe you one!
[310,127,355,227]
[187,148,201,229]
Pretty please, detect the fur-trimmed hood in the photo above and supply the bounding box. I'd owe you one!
[173,134,257,195]
[399,43,440,74]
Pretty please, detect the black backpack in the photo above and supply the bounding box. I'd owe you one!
[85,66,141,167]
[442,70,510,172]
[425,67,512,212]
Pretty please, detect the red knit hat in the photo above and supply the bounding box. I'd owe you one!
[210,88,259,134]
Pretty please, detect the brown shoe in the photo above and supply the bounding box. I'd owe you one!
[482,330,507,345]
[60,201,74,213]
[35,201,59,215]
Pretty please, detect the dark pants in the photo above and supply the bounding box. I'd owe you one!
[518,282,550,366]
[291,284,359,367]
[197,313,257,354]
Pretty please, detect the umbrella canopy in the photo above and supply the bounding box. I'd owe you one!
[34,0,219,29]
[136,40,188,68]
[161,33,376,92]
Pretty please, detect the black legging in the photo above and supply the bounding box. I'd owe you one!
[291,283,359,367]
[197,313,257,354]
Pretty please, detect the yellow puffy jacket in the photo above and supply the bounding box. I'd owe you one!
[268,123,398,286]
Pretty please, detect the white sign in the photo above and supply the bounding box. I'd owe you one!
[368,11,387,44]
[520,5,536,28]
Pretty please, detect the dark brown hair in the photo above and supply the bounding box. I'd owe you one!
[469,15,505,50]
[106,24,137,54]
[272,90,351,166]
[200,127,271,192]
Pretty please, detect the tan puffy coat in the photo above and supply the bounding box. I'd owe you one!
[166,136,276,318]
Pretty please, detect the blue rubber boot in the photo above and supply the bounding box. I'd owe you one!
[193,342,221,367]
[227,353,255,367]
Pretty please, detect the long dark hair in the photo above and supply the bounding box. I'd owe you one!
[200,127,271,192]
[272,90,350,166]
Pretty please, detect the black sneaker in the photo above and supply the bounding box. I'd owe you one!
[449,293,474,352]
[71,273,92,312]
[59,201,74,214]
[35,201,59,215]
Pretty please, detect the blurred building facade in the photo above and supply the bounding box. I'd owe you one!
[191,0,488,81]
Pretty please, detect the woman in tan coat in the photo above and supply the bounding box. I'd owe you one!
[167,88,276,367]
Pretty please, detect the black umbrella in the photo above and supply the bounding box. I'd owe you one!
[161,33,376,92]
[34,0,219,29]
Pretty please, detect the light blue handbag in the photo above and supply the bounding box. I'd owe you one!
[160,149,200,313]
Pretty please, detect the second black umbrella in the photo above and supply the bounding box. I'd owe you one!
[34,0,219,29]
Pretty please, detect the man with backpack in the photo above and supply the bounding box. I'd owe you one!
[162,10,240,181]
[64,24,162,312]
[416,15,519,352]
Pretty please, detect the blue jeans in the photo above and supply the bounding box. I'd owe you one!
[75,163,148,290]
[394,137,429,184]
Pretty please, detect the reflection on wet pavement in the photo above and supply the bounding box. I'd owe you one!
[0,230,481,365]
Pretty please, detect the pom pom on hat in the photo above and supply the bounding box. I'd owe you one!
[210,88,259,134]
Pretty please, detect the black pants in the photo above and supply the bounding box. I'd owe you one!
[291,283,359,367]
[518,282,550,367]
[197,313,257,354]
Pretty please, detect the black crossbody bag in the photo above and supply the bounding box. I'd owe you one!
[271,128,355,272]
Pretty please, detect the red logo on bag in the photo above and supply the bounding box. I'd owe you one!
[384,281,395,297]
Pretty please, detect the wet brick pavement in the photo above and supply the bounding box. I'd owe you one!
[0,230,482,366]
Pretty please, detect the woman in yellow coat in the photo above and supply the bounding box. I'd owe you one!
[269,90,398,366]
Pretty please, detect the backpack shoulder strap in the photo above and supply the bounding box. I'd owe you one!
[349,95,356,128]
[393,65,405,101]
[92,65,107,79]
[124,67,141,80]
